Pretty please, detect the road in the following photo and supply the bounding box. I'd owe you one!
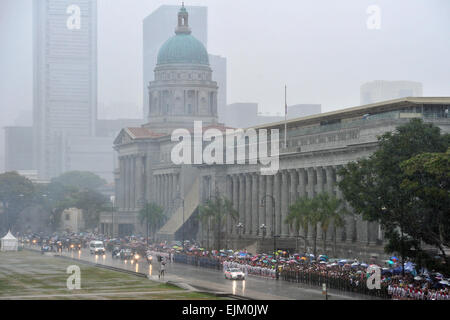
[30,245,365,300]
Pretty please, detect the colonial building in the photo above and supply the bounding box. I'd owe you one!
[103,5,450,260]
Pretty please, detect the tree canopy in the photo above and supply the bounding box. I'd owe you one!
[50,171,106,191]
[338,119,450,272]
[198,195,238,250]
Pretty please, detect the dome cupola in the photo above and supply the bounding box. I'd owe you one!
[156,3,209,66]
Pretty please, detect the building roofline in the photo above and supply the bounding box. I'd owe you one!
[249,97,450,130]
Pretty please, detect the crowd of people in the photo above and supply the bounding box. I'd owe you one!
[18,231,450,300]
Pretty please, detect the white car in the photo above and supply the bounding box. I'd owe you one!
[89,240,105,255]
[224,268,245,280]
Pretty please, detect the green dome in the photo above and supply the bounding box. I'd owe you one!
[157,33,209,66]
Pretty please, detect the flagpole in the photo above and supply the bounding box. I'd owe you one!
[284,85,287,148]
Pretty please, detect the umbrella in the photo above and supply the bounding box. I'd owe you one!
[360,263,368,268]
[319,261,327,264]
[271,259,277,263]
[414,276,423,281]
[351,262,359,267]
[300,257,307,261]
[390,256,398,262]
[338,259,348,264]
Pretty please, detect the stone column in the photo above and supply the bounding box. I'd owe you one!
[164,174,169,209]
[145,154,152,203]
[281,170,289,237]
[298,169,307,198]
[251,173,259,236]
[130,156,136,210]
[264,175,272,234]
[126,157,131,210]
[297,168,307,238]
[135,155,143,206]
[154,175,158,205]
[120,157,126,209]
[316,167,324,240]
[161,175,165,209]
[335,166,353,243]
[245,174,252,235]
[226,175,233,235]
[307,167,315,199]
[259,175,267,230]
[306,167,315,240]
[325,166,335,242]
[289,169,298,236]
[232,175,239,233]
[238,175,245,228]
[274,172,281,236]
[168,173,173,209]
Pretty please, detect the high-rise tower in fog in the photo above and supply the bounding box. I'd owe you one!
[33,0,97,179]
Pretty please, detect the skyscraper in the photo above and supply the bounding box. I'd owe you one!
[360,80,423,105]
[33,0,97,179]
[209,54,227,123]
[143,5,208,120]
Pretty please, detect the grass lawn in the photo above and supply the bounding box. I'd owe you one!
[0,251,226,300]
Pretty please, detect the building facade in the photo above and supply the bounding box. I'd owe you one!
[107,6,450,260]
[360,80,423,105]
[4,126,34,171]
[33,0,98,179]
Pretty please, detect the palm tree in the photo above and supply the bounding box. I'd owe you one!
[198,195,238,251]
[309,198,321,257]
[138,202,165,243]
[285,197,312,253]
[315,193,349,257]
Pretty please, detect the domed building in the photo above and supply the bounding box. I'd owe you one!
[144,4,219,133]
[108,5,450,262]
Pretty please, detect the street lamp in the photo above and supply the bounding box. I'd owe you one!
[260,195,276,254]
[236,222,244,239]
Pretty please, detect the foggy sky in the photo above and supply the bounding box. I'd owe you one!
[1,0,450,125]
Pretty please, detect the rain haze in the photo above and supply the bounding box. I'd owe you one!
[1,0,450,304]
[1,0,450,170]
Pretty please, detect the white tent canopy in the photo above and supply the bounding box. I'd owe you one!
[1,230,18,251]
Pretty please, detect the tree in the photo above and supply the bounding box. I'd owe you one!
[51,171,106,191]
[0,172,34,232]
[338,119,449,274]
[399,148,450,269]
[71,190,109,230]
[138,202,165,243]
[286,197,311,253]
[315,193,348,256]
[198,195,238,251]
